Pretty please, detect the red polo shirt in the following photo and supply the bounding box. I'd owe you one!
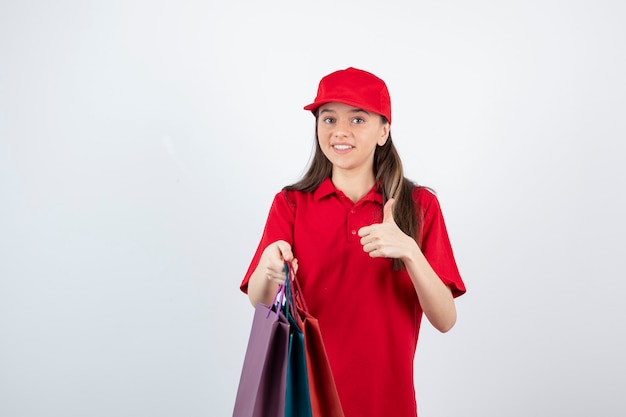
[240,178,465,417]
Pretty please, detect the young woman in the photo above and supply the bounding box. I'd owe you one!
[240,67,466,417]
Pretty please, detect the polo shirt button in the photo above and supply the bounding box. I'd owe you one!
[350,209,356,214]
[351,230,357,235]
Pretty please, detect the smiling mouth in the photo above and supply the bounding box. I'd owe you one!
[333,144,354,150]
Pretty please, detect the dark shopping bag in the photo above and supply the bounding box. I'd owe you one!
[290,265,345,417]
[284,266,313,417]
[232,286,290,417]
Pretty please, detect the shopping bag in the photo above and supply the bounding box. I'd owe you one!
[290,265,345,417]
[283,266,313,417]
[233,286,290,417]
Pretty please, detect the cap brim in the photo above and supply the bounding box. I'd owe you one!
[303,99,383,117]
[303,100,328,111]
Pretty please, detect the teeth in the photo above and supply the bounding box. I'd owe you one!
[333,145,353,150]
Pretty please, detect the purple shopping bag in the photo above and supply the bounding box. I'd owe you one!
[233,288,290,417]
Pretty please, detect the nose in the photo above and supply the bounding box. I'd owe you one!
[332,118,351,137]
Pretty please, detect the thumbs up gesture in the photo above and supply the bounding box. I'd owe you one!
[358,198,417,260]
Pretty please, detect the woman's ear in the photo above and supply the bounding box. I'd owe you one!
[378,123,390,146]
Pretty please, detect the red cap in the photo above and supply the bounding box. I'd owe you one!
[304,67,392,124]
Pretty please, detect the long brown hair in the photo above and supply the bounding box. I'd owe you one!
[285,115,422,270]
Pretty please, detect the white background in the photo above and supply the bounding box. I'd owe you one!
[1,1,625,416]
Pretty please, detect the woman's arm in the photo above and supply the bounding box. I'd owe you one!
[358,199,457,332]
[402,245,456,332]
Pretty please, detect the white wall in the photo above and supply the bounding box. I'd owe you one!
[1,1,624,416]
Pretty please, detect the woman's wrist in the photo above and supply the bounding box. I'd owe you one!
[400,235,421,265]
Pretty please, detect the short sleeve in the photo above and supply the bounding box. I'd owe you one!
[416,188,466,298]
[239,190,295,293]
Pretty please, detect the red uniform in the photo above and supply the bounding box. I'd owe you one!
[240,178,466,417]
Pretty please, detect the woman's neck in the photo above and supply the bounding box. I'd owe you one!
[331,169,376,203]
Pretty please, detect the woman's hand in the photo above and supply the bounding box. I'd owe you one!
[358,199,418,260]
[247,240,298,306]
[259,240,298,284]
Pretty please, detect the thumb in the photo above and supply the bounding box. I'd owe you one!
[275,240,294,262]
[383,198,396,224]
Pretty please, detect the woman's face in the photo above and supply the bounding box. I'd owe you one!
[317,102,390,178]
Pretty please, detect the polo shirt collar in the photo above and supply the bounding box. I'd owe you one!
[314,177,384,204]
[313,177,337,200]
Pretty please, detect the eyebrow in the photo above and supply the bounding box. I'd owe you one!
[319,108,370,114]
